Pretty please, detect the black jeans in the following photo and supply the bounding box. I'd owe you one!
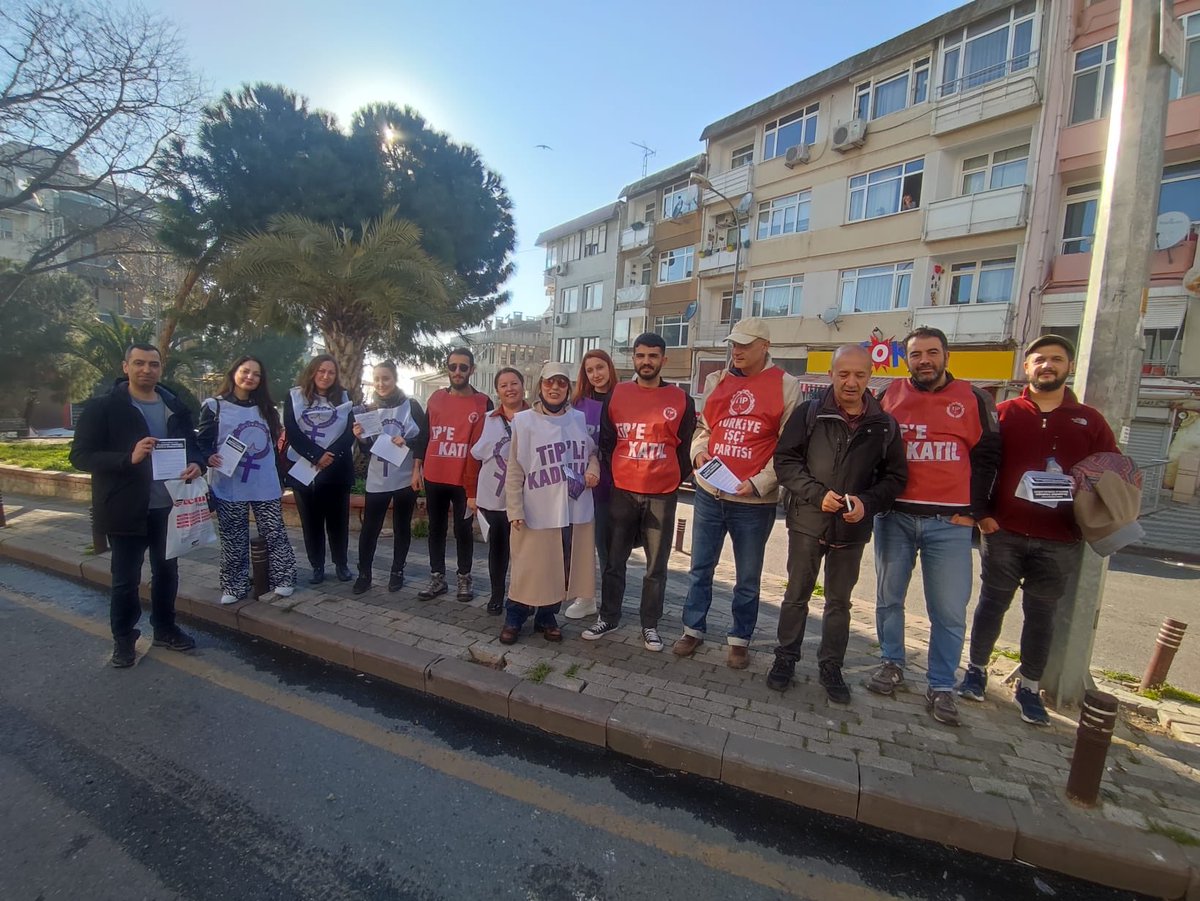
[358,487,417,577]
[426,480,474,576]
[775,531,865,667]
[599,488,676,630]
[968,528,1083,681]
[292,482,350,569]
[109,506,178,640]
[481,508,511,605]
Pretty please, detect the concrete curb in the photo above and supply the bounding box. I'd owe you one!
[0,536,1194,899]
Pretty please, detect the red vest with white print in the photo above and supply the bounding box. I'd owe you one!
[608,381,688,495]
[423,388,489,485]
[703,367,786,483]
[881,378,982,508]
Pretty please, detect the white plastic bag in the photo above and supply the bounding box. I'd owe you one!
[164,477,218,559]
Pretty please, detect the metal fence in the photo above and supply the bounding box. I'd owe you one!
[1139,459,1171,515]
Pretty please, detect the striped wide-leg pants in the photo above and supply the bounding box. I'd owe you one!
[215,498,297,597]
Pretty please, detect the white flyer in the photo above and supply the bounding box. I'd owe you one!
[151,438,189,480]
[287,456,320,487]
[369,434,410,468]
[696,456,743,494]
[1015,470,1075,508]
[477,512,491,541]
[212,434,248,477]
[355,408,384,437]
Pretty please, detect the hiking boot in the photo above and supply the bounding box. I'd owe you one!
[1015,682,1051,726]
[926,688,961,726]
[387,570,404,592]
[727,645,749,670]
[152,628,196,652]
[672,634,703,657]
[819,663,851,704]
[564,598,597,620]
[418,572,447,600]
[642,628,664,652]
[111,629,140,668]
[866,662,905,696]
[352,575,372,595]
[957,664,988,702]
[581,619,619,641]
[456,573,474,602]
[766,656,794,692]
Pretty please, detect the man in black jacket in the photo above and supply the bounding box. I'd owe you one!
[70,344,206,667]
[769,345,907,701]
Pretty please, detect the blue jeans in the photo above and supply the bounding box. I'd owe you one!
[874,511,975,692]
[681,485,777,645]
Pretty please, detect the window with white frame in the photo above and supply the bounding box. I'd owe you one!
[655,314,690,348]
[0,216,12,240]
[1062,183,1100,254]
[1144,327,1182,370]
[854,58,931,121]
[763,103,819,160]
[662,180,698,219]
[1159,161,1200,226]
[557,337,578,364]
[560,285,579,313]
[643,201,656,224]
[582,281,604,311]
[720,290,744,324]
[658,246,694,284]
[581,336,601,353]
[613,316,645,349]
[1169,13,1200,99]
[563,232,581,261]
[939,1,1037,97]
[839,262,913,314]
[1070,39,1116,124]
[545,243,560,270]
[756,190,811,239]
[849,158,924,221]
[948,258,1016,305]
[960,144,1029,194]
[750,276,804,318]
[583,223,607,256]
[731,144,754,168]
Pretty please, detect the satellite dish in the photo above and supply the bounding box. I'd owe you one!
[1155,211,1191,251]
[735,192,754,215]
[818,306,842,326]
[683,300,698,321]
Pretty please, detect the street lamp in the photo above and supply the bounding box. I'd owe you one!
[689,173,753,341]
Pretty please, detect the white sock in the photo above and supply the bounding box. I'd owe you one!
[1021,677,1040,694]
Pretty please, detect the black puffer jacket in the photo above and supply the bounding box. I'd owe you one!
[774,386,907,545]
[69,379,206,536]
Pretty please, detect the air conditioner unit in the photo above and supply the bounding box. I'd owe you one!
[554,313,569,326]
[783,144,810,168]
[831,119,868,153]
[555,262,569,276]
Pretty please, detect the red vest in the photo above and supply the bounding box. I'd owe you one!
[423,388,489,486]
[608,381,688,495]
[703,367,786,482]
[881,379,982,508]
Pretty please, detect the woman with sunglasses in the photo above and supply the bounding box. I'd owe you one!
[501,362,599,644]
[468,367,530,614]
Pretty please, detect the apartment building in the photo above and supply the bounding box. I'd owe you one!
[461,311,552,398]
[693,0,1048,396]
[536,202,623,370]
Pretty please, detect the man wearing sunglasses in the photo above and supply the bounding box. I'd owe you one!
[415,348,492,601]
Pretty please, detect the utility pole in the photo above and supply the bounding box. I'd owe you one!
[1042,0,1174,708]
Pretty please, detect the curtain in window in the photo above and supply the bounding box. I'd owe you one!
[873,76,908,118]
[977,266,1014,304]
[963,28,1009,89]
[851,271,894,313]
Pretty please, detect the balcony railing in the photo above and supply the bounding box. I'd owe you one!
[692,321,732,346]
[923,184,1030,242]
[620,222,653,250]
[912,302,1012,344]
[616,284,649,306]
[932,51,1041,135]
[697,248,746,276]
[700,166,751,205]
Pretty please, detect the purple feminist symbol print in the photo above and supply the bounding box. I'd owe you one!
[490,436,511,494]
[232,420,271,482]
[379,414,403,478]
[301,404,339,442]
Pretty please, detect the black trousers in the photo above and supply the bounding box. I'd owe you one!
[426,480,474,576]
[109,506,177,640]
[775,531,865,668]
[292,481,350,569]
[599,488,676,630]
[358,487,418,577]
[482,508,511,605]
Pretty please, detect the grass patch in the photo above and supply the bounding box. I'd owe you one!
[1148,821,1200,846]
[838,721,849,735]
[0,441,77,472]
[1101,669,1139,683]
[991,648,1021,663]
[812,583,824,597]
[564,663,580,678]
[1140,684,1200,705]
[527,662,552,684]
[411,518,429,539]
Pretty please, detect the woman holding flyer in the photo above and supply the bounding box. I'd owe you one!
[198,356,297,604]
[284,354,355,584]
[350,361,427,594]
[501,362,599,644]
[468,367,530,615]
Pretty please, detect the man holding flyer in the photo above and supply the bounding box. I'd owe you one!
[672,318,801,669]
[71,343,207,668]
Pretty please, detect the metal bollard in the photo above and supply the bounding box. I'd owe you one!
[0,489,6,528]
[250,537,270,599]
[1065,689,1119,807]
[1139,618,1188,692]
[674,517,687,553]
[90,506,107,554]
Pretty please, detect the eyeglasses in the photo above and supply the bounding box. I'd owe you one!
[448,363,471,373]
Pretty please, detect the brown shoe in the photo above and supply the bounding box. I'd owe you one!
[673,634,703,657]
[727,645,749,669]
[499,625,519,645]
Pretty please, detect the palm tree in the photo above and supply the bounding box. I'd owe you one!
[221,209,463,399]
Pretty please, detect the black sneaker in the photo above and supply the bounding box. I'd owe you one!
[111,629,140,668]
[486,598,504,615]
[152,628,196,652]
[335,564,353,582]
[819,663,852,704]
[766,656,794,692]
[388,570,405,592]
[352,575,372,595]
[308,566,325,585]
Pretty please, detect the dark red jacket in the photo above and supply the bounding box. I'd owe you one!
[991,387,1118,541]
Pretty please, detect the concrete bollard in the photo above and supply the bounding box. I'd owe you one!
[90,506,107,554]
[0,490,6,528]
[1066,689,1119,807]
[250,537,270,599]
[1139,618,1188,692]
[674,518,687,553]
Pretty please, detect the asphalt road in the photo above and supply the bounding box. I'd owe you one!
[0,563,1150,901]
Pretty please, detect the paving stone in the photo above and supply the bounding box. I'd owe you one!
[999,754,1062,779]
[708,714,759,738]
[968,777,1034,802]
[425,657,519,718]
[804,740,857,762]
[581,684,626,703]
[777,718,829,743]
[688,697,736,718]
[508,681,614,747]
[621,694,668,713]
[704,690,750,709]
[751,727,807,752]
[721,733,859,820]
[1099,805,1150,830]
[607,704,728,780]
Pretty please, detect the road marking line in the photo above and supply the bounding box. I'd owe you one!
[2,586,898,901]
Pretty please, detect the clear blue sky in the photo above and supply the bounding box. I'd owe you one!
[147,0,964,319]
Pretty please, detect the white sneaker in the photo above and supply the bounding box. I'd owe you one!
[275,585,295,597]
[564,598,597,620]
[642,628,664,652]
[219,593,239,606]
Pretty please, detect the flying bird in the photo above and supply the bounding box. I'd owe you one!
[534,144,553,151]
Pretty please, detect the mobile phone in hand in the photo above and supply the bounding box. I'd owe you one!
[844,495,855,515]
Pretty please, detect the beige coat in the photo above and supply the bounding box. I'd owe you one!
[505,402,600,607]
